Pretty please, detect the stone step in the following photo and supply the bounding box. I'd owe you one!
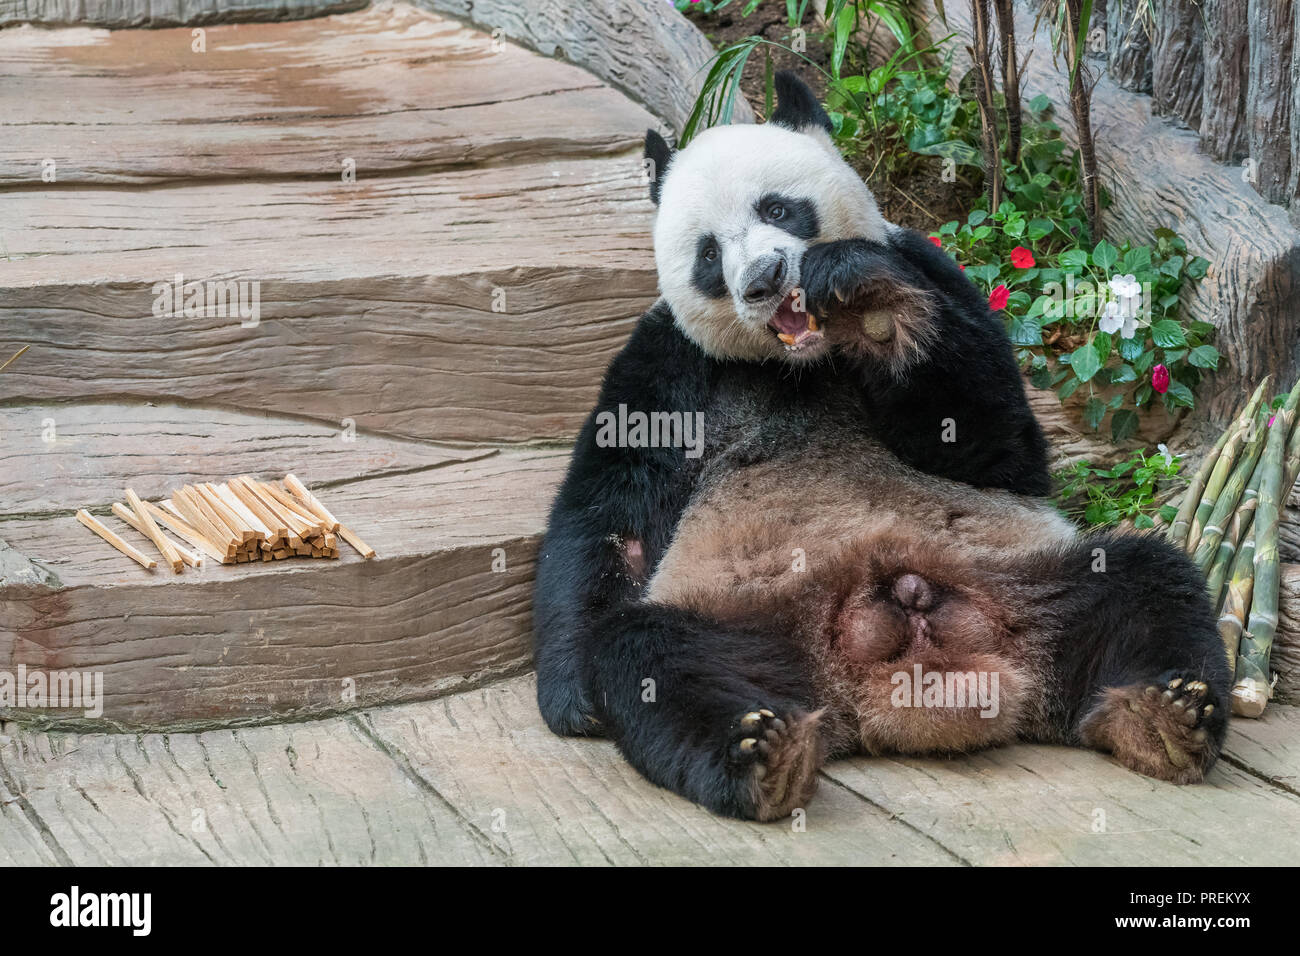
[0,402,568,730]
[2,673,1298,865]
[0,3,650,185]
[0,2,658,446]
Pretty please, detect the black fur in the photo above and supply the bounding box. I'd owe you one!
[758,193,820,240]
[644,130,674,205]
[769,69,833,134]
[1036,531,1230,743]
[801,228,1052,496]
[692,235,728,298]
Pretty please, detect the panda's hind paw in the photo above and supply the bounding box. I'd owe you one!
[1080,671,1226,784]
[729,707,825,821]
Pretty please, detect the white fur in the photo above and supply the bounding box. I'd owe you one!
[652,122,889,362]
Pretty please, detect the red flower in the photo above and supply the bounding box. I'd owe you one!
[1151,364,1170,394]
[988,284,1010,311]
[1009,246,1036,269]
[959,264,966,271]
[927,235,943,247]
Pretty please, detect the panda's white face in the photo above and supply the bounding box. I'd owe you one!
[652,121,888,363]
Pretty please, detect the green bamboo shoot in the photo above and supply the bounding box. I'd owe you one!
[1184,377,1270,553]
[1192,422,1268,573]
[1232,379,1300,717]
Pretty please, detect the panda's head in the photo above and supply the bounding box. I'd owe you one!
[645,72,888,364]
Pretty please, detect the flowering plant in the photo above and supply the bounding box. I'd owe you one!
[934,215,1215,442]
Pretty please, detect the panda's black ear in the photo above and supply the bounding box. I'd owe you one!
[644,129,674,205]
[769,71,832,135]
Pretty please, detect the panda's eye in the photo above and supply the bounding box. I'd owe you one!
[767,202,786,221]
[701,243,718,262]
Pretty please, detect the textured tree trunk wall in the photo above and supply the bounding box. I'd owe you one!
[1200,0,1251,163]
[1150,0,1203,128]
[1246,0,1295,204]
[1107,0,1152,93]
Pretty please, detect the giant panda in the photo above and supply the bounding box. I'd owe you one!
[533,73,1229,821]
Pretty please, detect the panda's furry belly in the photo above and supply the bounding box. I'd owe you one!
[645,435,1078,759]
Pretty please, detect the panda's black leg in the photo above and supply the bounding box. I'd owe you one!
[582,602,824,821]
[1035,532,1230,783]
[800,229,1050,496]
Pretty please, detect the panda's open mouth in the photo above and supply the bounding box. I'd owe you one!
[767,290,823,352]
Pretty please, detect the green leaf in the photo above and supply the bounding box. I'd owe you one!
[1110,408,1139,442]
[1093,331,1112,364]
[1008,315,1043,346]
[1164,380,1195,408]
[967,209,988,227]
[1185,256,1210,279]
[911,139,983,166]
[1134,514,1155,530]
[1149,320,1187,348]
[1083,396,1107,430]
[1187,345,1220,369]
[1092,239,1119,271]
[1059,248,1089,272]
[1059,376,1082,401]
[1070,342,1102,383]
[1027,218,1055,241]
[1111,363,1137,384]
[1158,504,1179,523]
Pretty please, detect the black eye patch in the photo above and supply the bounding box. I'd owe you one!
[756,194,819,241]
[691,233,728,299]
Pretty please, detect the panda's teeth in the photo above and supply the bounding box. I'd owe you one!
[777,332,796,346]
[807,314,819,332]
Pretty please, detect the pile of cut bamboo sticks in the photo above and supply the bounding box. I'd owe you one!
[1166,376,1300,718]
[77,474,374,572]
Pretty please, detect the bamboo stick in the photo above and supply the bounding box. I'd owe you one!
[336,522,375,559]
[240,477,316,538]
[256,480,324,534]
[112,503,201,567]
[1232,379,1300,716]
[284,474,341,533]
[76,509,156,570]
[197,483,256,543]
[228,477,288,539]
[124,488,184,573]
[143,500,229,564]
[174,487,239,553]
[212,482,272,540]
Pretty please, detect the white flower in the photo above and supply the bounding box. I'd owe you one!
[1100,298,1140,339]
[1109,273,1141,300]
[1157,443,1174,468]
[1102,273,1143,338]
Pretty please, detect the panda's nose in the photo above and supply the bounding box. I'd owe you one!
[742,257,786,301]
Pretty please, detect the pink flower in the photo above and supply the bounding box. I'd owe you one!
[959,264,966,271]
[1151,364,1170,394]
[1009,246,1036,269]
[928,235,942,247]
[988,285,1009,311]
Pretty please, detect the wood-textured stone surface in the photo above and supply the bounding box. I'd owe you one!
[1,675,1297,865]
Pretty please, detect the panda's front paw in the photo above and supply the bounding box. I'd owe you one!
[727,707,825,821]
[798,240,871,318]
[799,240,938,372]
